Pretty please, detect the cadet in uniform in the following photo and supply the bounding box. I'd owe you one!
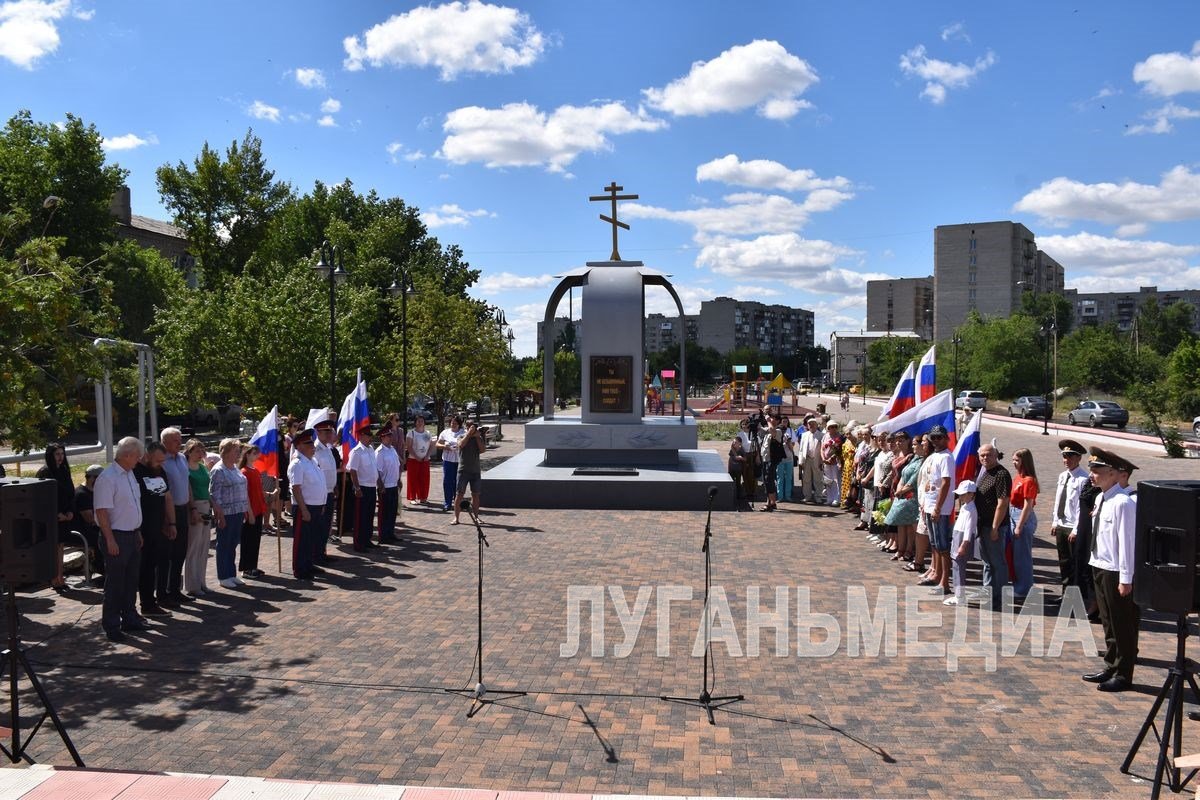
[287,428,324,580]
[347,422,381,551]
[1050,439,1089,595]
[375,424,402,544]
[311,412,338,564]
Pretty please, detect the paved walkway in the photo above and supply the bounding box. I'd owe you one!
[0,420,1195,798]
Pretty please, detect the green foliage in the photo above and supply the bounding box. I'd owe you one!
[518,355,542,390]
[698,421,740,441]
[0,238,112,451]
[865,337,928,392]
[1137,298,1196,357]
[155,129,292,285]
[953,313,1045,398]
[1166,338,1200,418]
[99,239,186,344]
[0,110,125,261]
[646,341,723,392]
[1018,290,1073,335]
[1056,323,1137,393]
[1127,381,1185,458]
[553,349,581,401]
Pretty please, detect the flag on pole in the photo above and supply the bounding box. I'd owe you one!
[249,405,279,476]
[336,379,370,461]
[917,345,937,402]
[878,361,916,422]
[873,388,957,450]
[953,407,982,485]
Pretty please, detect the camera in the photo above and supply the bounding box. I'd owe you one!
[745,412,767,434]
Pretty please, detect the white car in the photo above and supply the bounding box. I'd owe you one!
[1193,415,1199,436]
[955,390,987,411]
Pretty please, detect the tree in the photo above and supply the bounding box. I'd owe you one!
[553,320,578,354]
[1137,298,1196,357]
[156,129,291,284]
[1166,338,1200,418]
[1057,324,1137,394]
[1018,290,1073,335]
[0,110,125,261]
[99,239,187,345]
[865,337,928,393]
[952,313,1044,399]
[553,349,581,403]
[0,236,113,451]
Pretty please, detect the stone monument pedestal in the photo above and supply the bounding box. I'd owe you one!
[524,415,698,465]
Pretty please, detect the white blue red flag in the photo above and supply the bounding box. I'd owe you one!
[250,405,279,477]
[336,379,370,461]
[917,345,937,403]
[873,388,957,450]
[878,361,916,422]
[953,406,982,485]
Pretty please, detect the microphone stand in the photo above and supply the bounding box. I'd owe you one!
[445,500,526,717]
[662,488,745,724]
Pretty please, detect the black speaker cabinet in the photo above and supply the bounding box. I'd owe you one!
[1134,480,1200,615]
[0,478,59,585]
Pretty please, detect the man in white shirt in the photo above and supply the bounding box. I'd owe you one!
[1083,446,1140,693]
[1050,439,1090,595]
[920,425,955,596]
[797,417,823,504]
[93,436,145,641]
[347,423,382,551]
[375,424,402,544]
[312,416,339,563]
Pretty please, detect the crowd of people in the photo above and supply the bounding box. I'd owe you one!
[30,411,487,643]
[730,410,1141,692]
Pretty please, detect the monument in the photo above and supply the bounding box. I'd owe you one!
[482,184,735,510]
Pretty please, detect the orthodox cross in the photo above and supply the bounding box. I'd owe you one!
[589,181,638,261]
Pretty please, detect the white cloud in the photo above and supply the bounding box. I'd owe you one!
[101,132,157,151]
[731,284,783,298]
[422,203,495,228]
[695,154,852,194]
[476,271,555,293]
[248,100,281,123]
[1116,223,1149,237]
[317,115,337,128]
[899,44,995,104]
[1125,102,1200,135]
[343,0,545,80]
[0,0,79,69]
[387,142,426,163]
[642,40,818,120]
[438,101,665,173]
[1069,268,1200,294]
[625,191,851,238]
[695,233,875,294]
[1133,40,1200,96]
[1014,165,1200,226]
[940,22,970,43]
[644,283,712,317]
[1039,231,1200,278]
[320,97,341,114]
[70,6,90,20]
[293,67,326,89]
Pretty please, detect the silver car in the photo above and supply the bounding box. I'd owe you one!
[1067,400,1128,429]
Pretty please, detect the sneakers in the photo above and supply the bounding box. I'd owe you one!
[944,595,959,606]
[219,578,239,589]
[233,576,247,586]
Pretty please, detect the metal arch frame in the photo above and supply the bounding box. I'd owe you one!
[541,271,688,423]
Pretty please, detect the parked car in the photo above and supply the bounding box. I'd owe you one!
[955,390,987,411]
[1192,415,1199,436]
[192,403,243,431]
[1007,395,1050,419]
[1067,400,1129,429]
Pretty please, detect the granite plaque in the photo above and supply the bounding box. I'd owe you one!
[589,355,633,413]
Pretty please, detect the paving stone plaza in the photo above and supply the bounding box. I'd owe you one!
[2,418,1197,798]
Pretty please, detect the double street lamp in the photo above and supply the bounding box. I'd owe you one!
[313,241,349,409]
[951,334,963,401]
[389,269,416,431]
[1039,319,1056,436]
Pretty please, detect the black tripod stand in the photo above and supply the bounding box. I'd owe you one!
[1122,615,1200,799]
[663,486,744,724]
[0,584,83,766]
[444,500,526,717]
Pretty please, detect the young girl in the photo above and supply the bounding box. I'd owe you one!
[948,480,979,606]
[1010,448,1040,600]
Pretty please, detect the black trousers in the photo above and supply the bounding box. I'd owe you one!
[1072,528,1094,605]
[312,499,331,563]
[1092,566,1140,681]
[239,516,263,572]
[1053,525,1074,587]
[102,530,141,632]
[353,487,377,551]
[138,527,170,607]
[379,486,399,542]
[167,503,188,595]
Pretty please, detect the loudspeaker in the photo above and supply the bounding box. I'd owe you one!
[0,478,59,585]
[1134,480,1200,615]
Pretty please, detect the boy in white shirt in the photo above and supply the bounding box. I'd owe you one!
[947,479,978,606]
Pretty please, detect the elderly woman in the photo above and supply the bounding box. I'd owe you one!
[406,415,433,505]
[820,421,843,506]
[35,442,74,592]
[239,443,268,579]
[885,432,919,561]
[1009,447,1040,600]
[183,438,211,596]
[209,438,251,590]
[840,425,862,511]
[854,430,880,531]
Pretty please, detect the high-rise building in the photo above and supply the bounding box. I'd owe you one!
[829,330,924,386]
[696,297,814,359]
[933,221,1064,339]
[1065,285,1200,334]
[643,313,700,354]
[866,277,934,339]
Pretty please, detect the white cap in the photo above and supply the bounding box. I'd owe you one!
[306,407,334,430]
[954,479,977,495]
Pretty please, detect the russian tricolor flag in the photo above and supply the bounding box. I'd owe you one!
[873,388,958,451]
[878,361,916,422]
[250,405,280,477]
[953,406,982,485]
[917,346,937,403]
[336,379,370,461]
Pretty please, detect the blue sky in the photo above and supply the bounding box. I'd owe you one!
[3,1,1199,356]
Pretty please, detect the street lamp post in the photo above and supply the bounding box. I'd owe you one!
[1039,319,1055,436]
[314,241,349,408]
[951,334,962,401]
[388,269,416,432]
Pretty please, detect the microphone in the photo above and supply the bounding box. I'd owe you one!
[707,486,718,500]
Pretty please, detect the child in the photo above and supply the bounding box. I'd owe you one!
[728,437,747,511]
[947,479,978,606]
